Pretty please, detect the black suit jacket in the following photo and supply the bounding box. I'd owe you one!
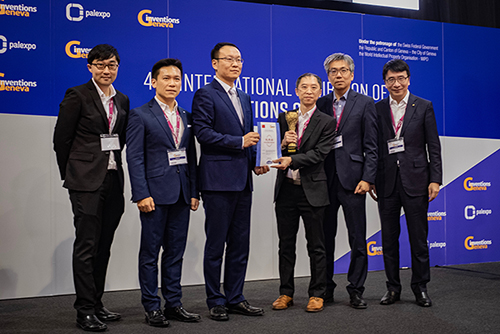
[317,89,378,191]
[375,94,442,197]
[274,108,336,207]
[53,80,130,192]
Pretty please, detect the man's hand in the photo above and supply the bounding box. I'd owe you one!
[281,130,297,148]
[272,157,292,170]
[354,180,371,195]
[137,196,155,213]
[254,166,270,175]
[191,198,200,211]
[428,182,440,202]
[243,132,260,148]
[368,184,378,201]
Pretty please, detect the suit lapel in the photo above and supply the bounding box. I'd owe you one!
[212,80,244,132]
[149,98,176,147]
[382,98,395,138]
[299,109,320,149]
[86,81,108,129]
[338,89,356,132]
[178,107,189,147]
[400,94,417,137]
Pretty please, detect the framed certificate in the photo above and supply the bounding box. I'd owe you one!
[256,121,282,166]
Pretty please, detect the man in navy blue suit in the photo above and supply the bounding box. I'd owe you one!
[317,53,378,309]
[192,42,269,321]
[126,59,201,327]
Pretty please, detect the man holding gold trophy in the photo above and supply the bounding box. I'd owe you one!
[271,73,336,313]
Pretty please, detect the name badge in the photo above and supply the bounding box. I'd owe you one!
[333,135,343,149]
[388,137,405,154]
[100,134,120,151]
[168,148,188,166]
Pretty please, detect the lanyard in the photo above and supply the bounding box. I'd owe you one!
[163,108,182,146]
[108,98,114,133]
[390,106,406,136]
[297,108,315,147]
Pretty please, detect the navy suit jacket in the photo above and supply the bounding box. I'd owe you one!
[317,89,378,191]
[53,80,129,192]
[275,109,336,207]
[375,94,442,197]
[192,79,256,192]
[126,98,198,205]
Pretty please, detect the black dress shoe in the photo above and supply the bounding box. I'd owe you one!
[415,292,432,307]
[76,314,107,332]
[145,309,170,327]
[227,300,264,316]
[95,307,121,321]
[210,305,229,321]
[165,306,201,322]
[322,292,334,303]
[349,293,367,309]
[380,291,401,305]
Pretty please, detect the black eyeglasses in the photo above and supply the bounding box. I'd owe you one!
[91,63,119,71]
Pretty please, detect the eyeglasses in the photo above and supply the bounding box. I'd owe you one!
[385,76,409,85]
[91,63,119,71]
[215,57,244,64]
[328,67,351,76]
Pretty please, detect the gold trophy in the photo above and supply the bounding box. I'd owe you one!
[285,110,298,154]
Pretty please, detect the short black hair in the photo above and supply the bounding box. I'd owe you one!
[87,44,120,64]
[382,59,410,80]
[296,73,322,88]
[151,58,183,80]
[211,42,239,60]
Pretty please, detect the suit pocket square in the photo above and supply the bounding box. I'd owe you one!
[187,124,192,128]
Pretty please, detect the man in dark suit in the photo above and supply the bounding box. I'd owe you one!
[317,53,378,309]
[271,73,336,313]
[369,59,442,307]
[53,44,129,332]
[126,59,201,327]
[192,42,269,321]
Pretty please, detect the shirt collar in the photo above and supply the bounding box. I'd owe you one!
[333,88,350,102]
[155,96,178,114]
[298,105,317,119]
[389,90,410,106]
[92,78,116,99]
[215,75,233,93]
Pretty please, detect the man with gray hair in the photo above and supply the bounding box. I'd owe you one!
[317,53,378,309]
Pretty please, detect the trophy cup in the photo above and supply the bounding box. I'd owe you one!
[285,110,299,154]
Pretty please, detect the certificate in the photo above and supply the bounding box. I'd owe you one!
[256,121,282,166]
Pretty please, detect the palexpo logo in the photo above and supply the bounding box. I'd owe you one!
[0,72,37,92]
[65,40,92,59]
[463,177,491,191]
[66,3,111,22]
[137,9,180,28]
[0,35,37,54]
[464,205,492,220]
[464,236,492,250]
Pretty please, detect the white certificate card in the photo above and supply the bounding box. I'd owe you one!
[256,122,282,166]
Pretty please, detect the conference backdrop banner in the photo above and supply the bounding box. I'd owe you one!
[1,0,499,273]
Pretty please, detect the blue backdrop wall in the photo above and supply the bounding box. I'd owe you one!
[1,0,499,275]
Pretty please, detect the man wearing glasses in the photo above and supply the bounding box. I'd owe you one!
[369,59,441,308]
[317,53,378,309]
[54,44,129,332]
[192,42,268,321]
